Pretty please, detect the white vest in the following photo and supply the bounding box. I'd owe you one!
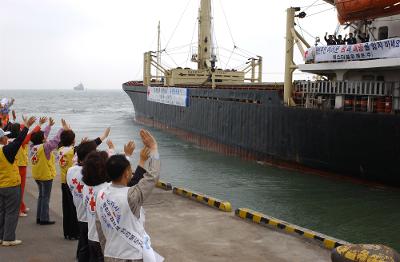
[97,185,148,260]
[83,182,109,242]
[66,166,87,222]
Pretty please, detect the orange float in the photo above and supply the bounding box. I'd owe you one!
[335,0,400,24]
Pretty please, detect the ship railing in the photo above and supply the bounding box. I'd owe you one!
[294,80,396,96]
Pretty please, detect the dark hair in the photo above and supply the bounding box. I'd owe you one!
[8,123,21,139]
[82,151,110,186]
[76,141,97,163]
[106,155,130,181]
[60,130,75,147]
[31,131,45,145]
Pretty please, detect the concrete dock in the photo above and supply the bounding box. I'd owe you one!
[1,174,331,262]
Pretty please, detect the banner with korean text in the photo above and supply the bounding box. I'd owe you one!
[305,38,400,63]
[147,86,189,107]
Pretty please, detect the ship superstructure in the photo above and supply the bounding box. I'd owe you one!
[287,1,400,113]
[143,0,263,88]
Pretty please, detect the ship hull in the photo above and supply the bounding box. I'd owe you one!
[123,84,400,185]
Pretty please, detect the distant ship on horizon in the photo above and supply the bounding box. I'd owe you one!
[73,83,85,91]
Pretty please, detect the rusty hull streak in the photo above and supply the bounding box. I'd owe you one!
[134,115,396,189]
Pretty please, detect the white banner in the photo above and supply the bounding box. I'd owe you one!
[305,38,400,63]
[147,86,189,107]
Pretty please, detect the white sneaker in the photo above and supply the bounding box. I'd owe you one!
[24,207,30,212]
[19,212,27,217]
[2,240,22,246]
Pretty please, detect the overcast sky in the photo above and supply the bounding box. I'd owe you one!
[0,0,339,89]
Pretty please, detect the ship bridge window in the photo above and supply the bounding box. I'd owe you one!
[362,75,375,81]
[378,26,389,40]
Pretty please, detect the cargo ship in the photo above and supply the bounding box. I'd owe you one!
[123,0,400,185]
[74,83,85,91]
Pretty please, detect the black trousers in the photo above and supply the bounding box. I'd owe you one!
[61,183,79,239]
[77,222,89,262]
[88,240,104,262]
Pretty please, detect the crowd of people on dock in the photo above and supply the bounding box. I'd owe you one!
[0,98,163,261]
[323,31,370,46]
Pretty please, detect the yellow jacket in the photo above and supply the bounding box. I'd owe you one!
[0,146,20,188]
[16,145,28,167]
[30,144,56,181]
[57,146,75,184]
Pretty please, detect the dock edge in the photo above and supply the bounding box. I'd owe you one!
[235,208,349,250]
[173,187,232,212]
[156,180,173,191]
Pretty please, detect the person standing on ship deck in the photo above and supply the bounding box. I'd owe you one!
[0,116,36,247]
[344,33,357,45]
[324,33,336,45]
[358,32,370,43]
[334,35,345,45]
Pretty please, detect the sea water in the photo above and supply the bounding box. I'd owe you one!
[2,89,400,251]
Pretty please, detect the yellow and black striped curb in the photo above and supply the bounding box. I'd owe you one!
[235,208,348,250]
[173,187,232,212]
[156,180,172,191]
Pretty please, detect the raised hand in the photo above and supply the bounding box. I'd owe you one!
[61,119,71,131]
[81,137,89,144]
[140,129,157,151]
[23,116,37,128]
[139,147,151,165]
[100,127,111,141]
[124,140,135,157]
[12,110,16,121]
[39,117,48,126]
[49,117,55,126]
[106,139,115,150]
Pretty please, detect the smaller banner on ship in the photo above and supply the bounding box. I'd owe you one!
[147,86,189,107]
[305,37,400,63]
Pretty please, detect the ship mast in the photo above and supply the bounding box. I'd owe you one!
[156,21,162,80]
[198,0,212,70]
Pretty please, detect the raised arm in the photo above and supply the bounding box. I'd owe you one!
[127,130,159,218]
[98,127,111,145]
[106,139,116,157]
[45,117,57,138]
[22,117,46,146]
[44,119,70,159]
[127,152,160,218]
[128,147,149,187]
[3,116,36,163]
[80,127,110,150]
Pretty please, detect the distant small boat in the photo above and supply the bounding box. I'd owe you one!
[73,83,85,91]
